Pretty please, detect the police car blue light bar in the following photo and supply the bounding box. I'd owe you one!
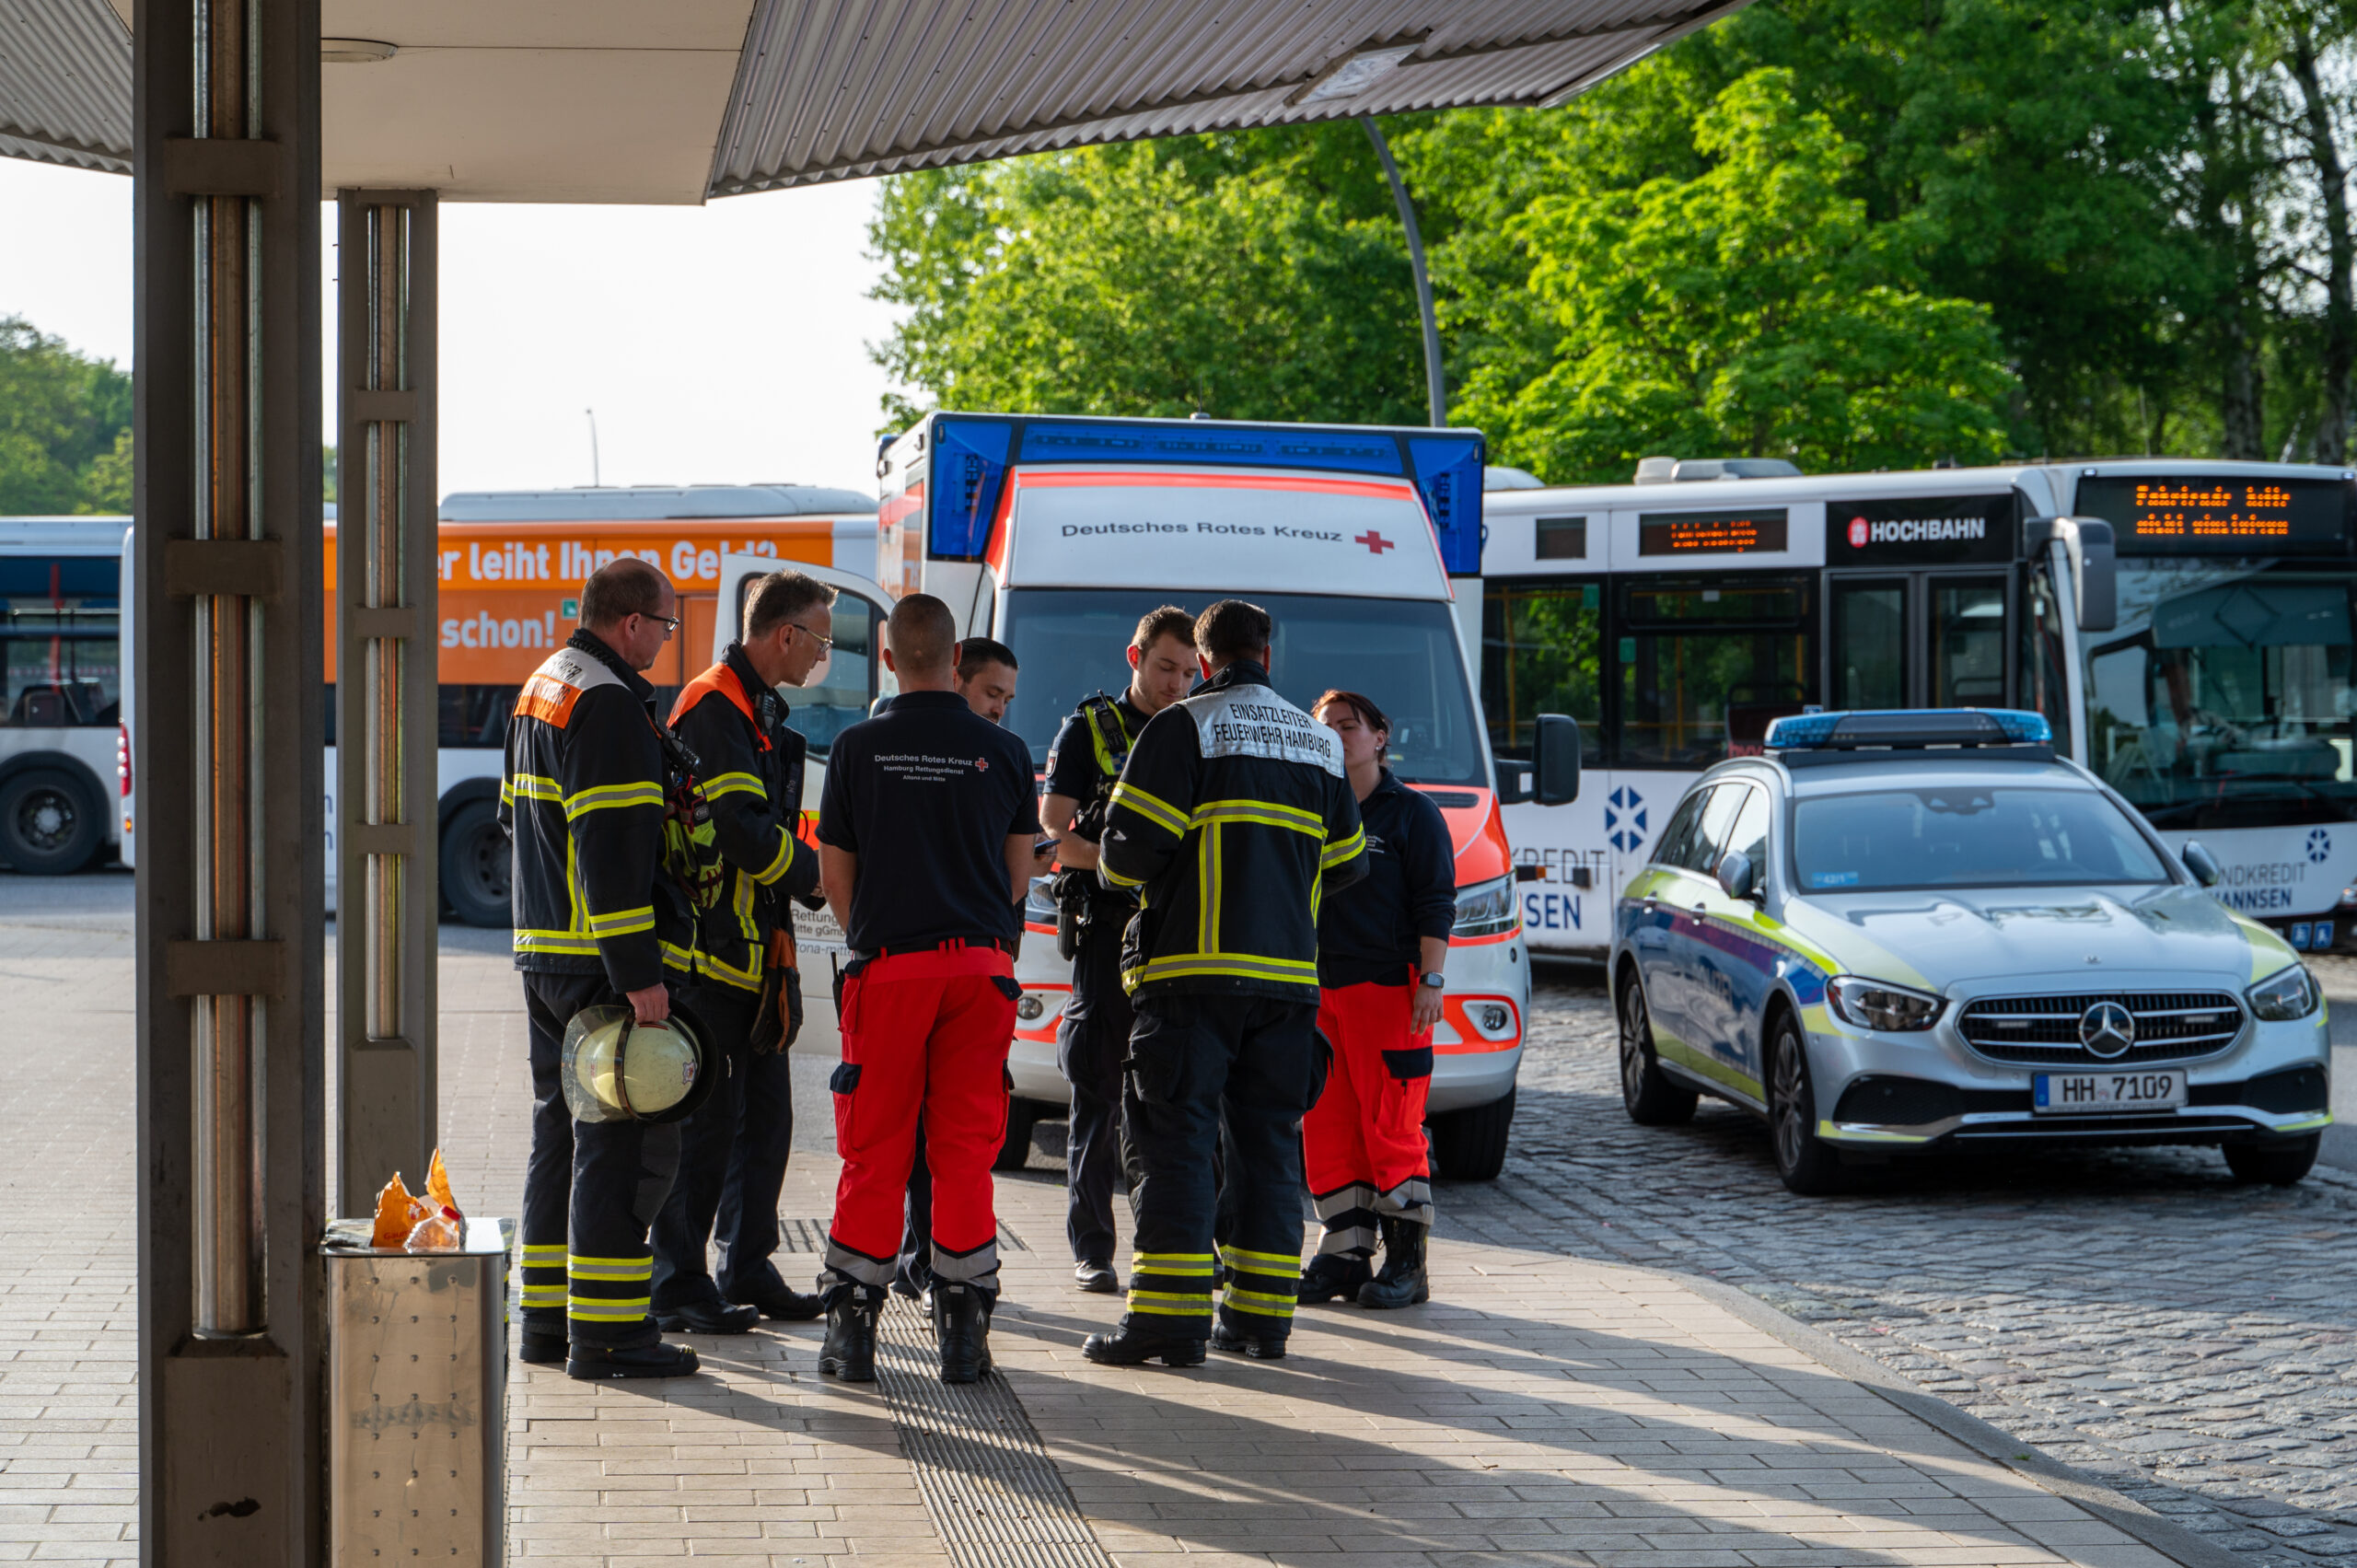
[1764,708,2052,750]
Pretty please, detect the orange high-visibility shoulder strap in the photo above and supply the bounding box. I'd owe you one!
[670,660,768,751]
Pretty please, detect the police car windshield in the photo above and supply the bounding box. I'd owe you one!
[1001,588,1485,787]
[1791,785,2171,892]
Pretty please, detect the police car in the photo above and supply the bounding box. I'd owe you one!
[1610,709,2333,1194]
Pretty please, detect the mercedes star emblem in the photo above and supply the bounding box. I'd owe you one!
[2078,1000,2135,1059]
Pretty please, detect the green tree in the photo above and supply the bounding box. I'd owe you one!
[868,125,1428,429]
[0,317,133,514]
[1449,70,2017,482]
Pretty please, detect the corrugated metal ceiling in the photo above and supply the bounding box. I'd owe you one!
[706,0,1747,195]
[0,0,131,175]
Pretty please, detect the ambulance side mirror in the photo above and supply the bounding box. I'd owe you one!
[1495,714,1581,806]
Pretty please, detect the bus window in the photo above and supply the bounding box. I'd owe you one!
[1483,578,1603,761]
[2,632,120,727]
[1618,576,1815,767]
[2019,560,2069,735]
[1931,577,2007,705]
[441,684,521,749]
[1830,580,1905,709]
[794,595,875,756]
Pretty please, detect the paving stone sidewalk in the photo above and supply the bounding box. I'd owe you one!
[1480,966,2357,1568]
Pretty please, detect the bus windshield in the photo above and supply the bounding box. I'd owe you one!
[2086,559,2357,828]
[999,588,1486,787]
[1792,785,2171,892]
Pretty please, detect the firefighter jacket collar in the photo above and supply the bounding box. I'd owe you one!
[569,626,655,703]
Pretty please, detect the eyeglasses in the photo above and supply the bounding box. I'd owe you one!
[641,612,681,633]
[786,621,833,652]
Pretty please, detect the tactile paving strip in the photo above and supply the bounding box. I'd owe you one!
[873,1295,1113,1568]
[774,1214,1031,1253]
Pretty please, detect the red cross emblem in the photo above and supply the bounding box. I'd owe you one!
[1355,530,1395,555]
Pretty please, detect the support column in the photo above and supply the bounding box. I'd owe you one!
[134,0,325,1557]
[335,191,440,1215]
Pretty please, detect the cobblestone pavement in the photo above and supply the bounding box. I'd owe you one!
[1455,963,2357,1568]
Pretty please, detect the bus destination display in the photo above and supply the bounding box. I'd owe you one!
[1637,507,1789,556]
[2077,474,2351,554]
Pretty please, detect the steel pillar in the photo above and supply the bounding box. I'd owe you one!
[134,0,325,1555]
[334,190,440,1216]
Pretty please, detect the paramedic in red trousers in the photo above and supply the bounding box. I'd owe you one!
[1037,606,1197,1294]
[647,569,836,1333]
[814,594,1041,1384]
[502,557,700,1381]
[1297,690,1454,1310]
[1081,599,1367,1368]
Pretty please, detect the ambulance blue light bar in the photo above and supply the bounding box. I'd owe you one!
[1765,708,2053,754]
[912,412,1486,574]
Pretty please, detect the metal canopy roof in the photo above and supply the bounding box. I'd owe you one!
[0,0,1744,202]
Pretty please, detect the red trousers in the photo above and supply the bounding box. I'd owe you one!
[819,944,1016,1297]
[1305,980,1434,1258]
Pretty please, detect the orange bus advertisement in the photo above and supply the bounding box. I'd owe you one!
[324,517,851,687]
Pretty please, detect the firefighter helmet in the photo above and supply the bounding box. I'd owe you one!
[560,1005,713,1124]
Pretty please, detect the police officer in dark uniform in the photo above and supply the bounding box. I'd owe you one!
[648,569,836,1332]
[1082,599,1367,1369]
[1038,606,1196,1292]
[502,557,701,1380]
[813,594,1042,1385]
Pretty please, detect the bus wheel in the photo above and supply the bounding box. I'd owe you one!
[439,799,512,928]
[1427,1087,1515,1182]
[0,769,101,875]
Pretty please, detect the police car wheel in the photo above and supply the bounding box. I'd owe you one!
[2222,1132,2319,1187]
[1767,1016,1847,1196]
[1617,971,1697,1126]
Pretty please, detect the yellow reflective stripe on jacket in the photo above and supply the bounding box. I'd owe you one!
[702,771,766,801]
[503,772,561,807]
[1319,826,1366,867]
[515,928,601,957]
[563,780,665,819]
[585,903,656,937]
[696,945,762,993]
[660,939,701,973]
[1191,797,1321,835]
[1126,952,1318,988]
[1100,863,1144,889]
[1109,781,1188,836]
[1197,823,1220,955]
[751,828,795,886]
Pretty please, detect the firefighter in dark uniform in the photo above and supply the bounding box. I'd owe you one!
[813,594,1043,1385]
[1298,690,1456,1310]
[1082,599,1367,1368]
[647,569,837,1331]
[503,557,701,1380]
[1038,606,1196,1293]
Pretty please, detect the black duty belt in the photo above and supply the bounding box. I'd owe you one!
[846,935,1016,964]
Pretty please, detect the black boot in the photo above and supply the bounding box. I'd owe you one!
[819,1287,881,1382]
[726,1280,825,1322]
[1295,1253,1372,1306]
[1082,1324,1208,1368]
[565,1341,700,1380]
[1210,1320,1288,1359]
[934,1283,993,1384]
[518,1324,567,1365]
[1356,1216,1429,1309]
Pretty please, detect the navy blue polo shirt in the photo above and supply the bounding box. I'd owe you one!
[816,689,1040,953]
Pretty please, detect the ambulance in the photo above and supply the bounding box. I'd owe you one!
[722,413,1580,1180]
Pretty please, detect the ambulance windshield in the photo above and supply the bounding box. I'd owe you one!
[1001,588,1487,788]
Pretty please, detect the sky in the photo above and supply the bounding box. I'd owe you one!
[0,157,905,499]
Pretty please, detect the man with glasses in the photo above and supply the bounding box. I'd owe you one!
[650,570,839,1331]
[505,556,703,1379]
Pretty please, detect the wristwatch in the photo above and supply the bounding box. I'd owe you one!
[1419,971,1446,991]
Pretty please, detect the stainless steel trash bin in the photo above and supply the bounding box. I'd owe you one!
[321,1217,507,1565]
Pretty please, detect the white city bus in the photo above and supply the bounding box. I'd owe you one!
[1480,457,2357,957]
[0,517,130,873]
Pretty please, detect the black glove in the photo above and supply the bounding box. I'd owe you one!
[750,964,801,1055]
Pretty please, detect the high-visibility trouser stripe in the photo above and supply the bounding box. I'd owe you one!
[515,928,600,957]
[1374,1177,1435,1225]
[518,1241,569,1309]
[931,1237,1000,1289]
[702,771,766,800]
[1320,826,1366,867]
[586,904,656,937]
[568,1255,653,1280]
[1126,1289,1213,1316]
[1220,1244,1300,1272]
[564,782,666,819]
[1132,1252,1214,1275]
[751,828,795,885]
[818,1237,895,1293]
[1317,1225,1379,1258]
[1109,781,1188,836]
[569,1296,652,1322]
[1311,1183,1380,1222]
[1220,1287,1297,1319]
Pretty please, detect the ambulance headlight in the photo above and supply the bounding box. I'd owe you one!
[1453,875,1518,937]
[1016,994,1046,1022]
[2247,964,2320,1021]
